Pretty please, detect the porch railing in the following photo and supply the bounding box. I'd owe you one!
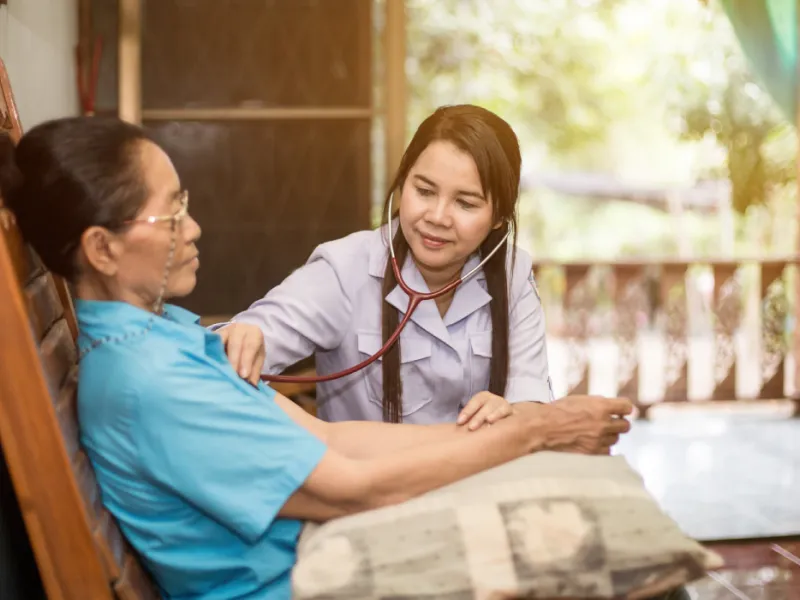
[532,257,800,416]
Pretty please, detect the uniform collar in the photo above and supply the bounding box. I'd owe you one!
[444,253,492,327]
[367,226,492,347]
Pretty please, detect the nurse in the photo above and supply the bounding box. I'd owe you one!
[221,104,556,428]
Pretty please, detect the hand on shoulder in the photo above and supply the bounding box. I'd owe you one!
[217,323,266,385]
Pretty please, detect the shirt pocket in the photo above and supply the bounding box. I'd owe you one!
[469,331,493,396]
[357,332,434,417]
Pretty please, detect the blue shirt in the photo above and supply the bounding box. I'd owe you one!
[227,226,554,423]
[76,299,327,600]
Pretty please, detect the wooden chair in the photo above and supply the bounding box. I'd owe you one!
[0,57,159,600]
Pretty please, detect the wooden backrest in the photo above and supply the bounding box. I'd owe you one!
[0,58,159,600]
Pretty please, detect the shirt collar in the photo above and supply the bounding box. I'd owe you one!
[162,303,201,325]
[76,299,202,352]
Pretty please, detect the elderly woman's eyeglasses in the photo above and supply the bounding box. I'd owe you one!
[124,190,189,230]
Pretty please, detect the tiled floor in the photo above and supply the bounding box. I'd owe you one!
[614,410,800,598]
[614,411,800,542]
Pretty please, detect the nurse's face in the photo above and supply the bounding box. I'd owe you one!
[398,140,497,276]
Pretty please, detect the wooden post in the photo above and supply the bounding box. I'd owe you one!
[383,0,407,185]
[795,0,800,403]
[118,0,142,125]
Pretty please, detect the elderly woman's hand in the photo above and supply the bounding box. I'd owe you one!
[217,323,266,386]
[457,392,514,431]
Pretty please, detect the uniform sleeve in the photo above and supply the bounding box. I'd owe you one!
[505,264,555,404]
[133,362,327,543]
[230,257,353,374]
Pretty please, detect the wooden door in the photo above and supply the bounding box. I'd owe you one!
[91,0,374,318]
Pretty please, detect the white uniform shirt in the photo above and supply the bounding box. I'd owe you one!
[231,226,554,423]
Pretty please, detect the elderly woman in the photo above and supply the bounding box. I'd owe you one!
[0,117,633,600]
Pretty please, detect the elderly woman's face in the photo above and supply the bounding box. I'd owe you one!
[113,141,202,305]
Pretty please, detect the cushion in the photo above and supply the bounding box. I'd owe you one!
[292,452,722,599]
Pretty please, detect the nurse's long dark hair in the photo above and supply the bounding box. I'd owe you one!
[380,105,521,423]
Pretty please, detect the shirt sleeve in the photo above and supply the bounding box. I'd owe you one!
[504,266,555,404]
[230,257,353,374]
[132,360,327,544]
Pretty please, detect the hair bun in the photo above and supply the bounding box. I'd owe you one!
[0,132,23,204]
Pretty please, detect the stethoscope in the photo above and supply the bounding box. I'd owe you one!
[260,195,512,384]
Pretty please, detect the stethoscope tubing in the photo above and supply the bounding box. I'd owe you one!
[261,195,510,384]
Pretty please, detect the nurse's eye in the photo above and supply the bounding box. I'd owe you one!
[416,187,435,197]
[457,198,478,210]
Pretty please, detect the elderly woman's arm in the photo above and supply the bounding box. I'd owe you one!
[133,363,630,537]
[279,408,546,522]
[273,391,630,460]
[274,391,632,522]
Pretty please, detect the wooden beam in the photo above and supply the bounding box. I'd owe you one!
[118,0,142,124]
[142,107,373,121]
[794,0,800,400]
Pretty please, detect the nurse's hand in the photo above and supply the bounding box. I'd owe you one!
[457,392,514,431]
[217,323,266,386]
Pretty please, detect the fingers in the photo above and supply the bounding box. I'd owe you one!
[605,416,632,435]
[466,404,498,431]
[219,325,266,384]
[237,329,264,380]
[457,394,485,426]
[246,340,266,386]
[470,402,513,431]
[459,394,513,430]
[600,396,634,417]
[223,326,245,375]
[600,433,620,448]
[592,432,621,455]
[247,346,265,386]
[486,403,513,425]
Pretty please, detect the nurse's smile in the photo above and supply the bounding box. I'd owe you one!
[418,231,450,250]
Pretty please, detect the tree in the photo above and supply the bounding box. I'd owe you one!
[406,0,634,161]
[659,0,793,214]
[404,0,796,258]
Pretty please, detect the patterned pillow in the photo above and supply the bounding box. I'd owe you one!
[292,452,722,599]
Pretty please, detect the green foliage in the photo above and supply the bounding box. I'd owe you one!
[406,0,640,159]
[660,1,792,213]
[403,0,797,259]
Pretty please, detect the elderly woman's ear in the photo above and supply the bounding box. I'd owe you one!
[80,226,124,277]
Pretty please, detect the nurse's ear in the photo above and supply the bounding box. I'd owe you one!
[487,194,506,230]
[492,217,510,231]
[80,226,126,277]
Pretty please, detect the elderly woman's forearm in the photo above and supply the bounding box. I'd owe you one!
[354,414,545,509]
[280,409,547,522]
[327,420,467,458]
